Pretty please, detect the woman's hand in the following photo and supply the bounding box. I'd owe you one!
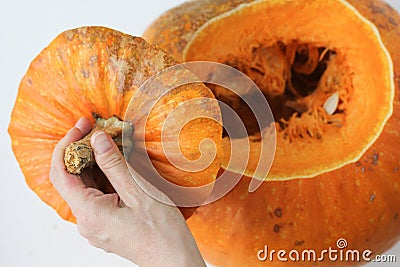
[50,117,206,267]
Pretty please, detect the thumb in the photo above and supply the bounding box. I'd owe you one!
[91,130,140,205]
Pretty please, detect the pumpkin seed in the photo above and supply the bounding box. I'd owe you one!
[323,91,339,115]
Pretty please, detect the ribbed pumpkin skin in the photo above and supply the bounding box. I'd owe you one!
[143,0,254,62]
[8,26,223,223]
[144,0,400,266]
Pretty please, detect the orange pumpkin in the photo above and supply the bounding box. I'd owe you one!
[144,0,400,266]
[8,26,223,222]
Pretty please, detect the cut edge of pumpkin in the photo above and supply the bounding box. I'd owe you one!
[183,0,395,181]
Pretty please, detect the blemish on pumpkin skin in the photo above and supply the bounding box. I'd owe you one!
[370,194,376,202]
[394,213,399,220]
[274,207,282,218]
[379,23,390,31]
[369,153,379,166]
[273,224,281,233]
[81,69,90,78]
[27,78,33,86]
[394,167,399,174]
[388,17,398,27]
[295,240,305,246]
[368,3,385,14]
[90,56,98,66]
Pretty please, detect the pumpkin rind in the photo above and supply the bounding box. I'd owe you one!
[143,0,255,62]
[144,0,400,266]
[8,26,223,222]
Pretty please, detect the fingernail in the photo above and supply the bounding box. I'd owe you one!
[92,131,113,154]
[75,117,86,131]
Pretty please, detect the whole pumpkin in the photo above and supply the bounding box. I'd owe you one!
[8,26,223,222]
[144,0,400,266]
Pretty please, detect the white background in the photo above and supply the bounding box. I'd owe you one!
[0,1,399,266]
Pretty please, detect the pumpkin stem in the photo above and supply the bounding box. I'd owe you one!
[64,116,134,175]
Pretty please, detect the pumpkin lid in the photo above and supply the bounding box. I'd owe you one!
[8,26,223,222]
[183,0,394,180]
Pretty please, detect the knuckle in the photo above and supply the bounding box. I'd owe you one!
[75,208,96,236]
[77,215,98,238]
[76,211,92,228]
[98,151,125,171]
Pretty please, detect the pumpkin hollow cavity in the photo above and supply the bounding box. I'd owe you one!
[223,41,350,141]
[184,0,394,179]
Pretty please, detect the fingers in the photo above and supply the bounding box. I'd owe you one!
[80,169,99,189]
[51,117,92,171]
[50,117,95,208]
[91,130,141,206]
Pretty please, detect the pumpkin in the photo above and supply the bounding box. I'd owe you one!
[8,26,223,222]
[144,0,400,266]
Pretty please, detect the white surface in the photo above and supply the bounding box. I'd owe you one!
[0,1,399,266]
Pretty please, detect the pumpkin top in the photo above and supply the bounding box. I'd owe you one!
[8,26,223,222]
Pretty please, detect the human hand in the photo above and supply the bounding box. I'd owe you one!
[50,117,206,267]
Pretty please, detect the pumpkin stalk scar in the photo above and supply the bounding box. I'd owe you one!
[64,116,134,175]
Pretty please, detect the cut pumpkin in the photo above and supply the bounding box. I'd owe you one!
[144,0,400,266]
[8,26,223,222]
[184,0,394,180]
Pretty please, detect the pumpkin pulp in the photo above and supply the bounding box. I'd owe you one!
[219,42,348,140]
